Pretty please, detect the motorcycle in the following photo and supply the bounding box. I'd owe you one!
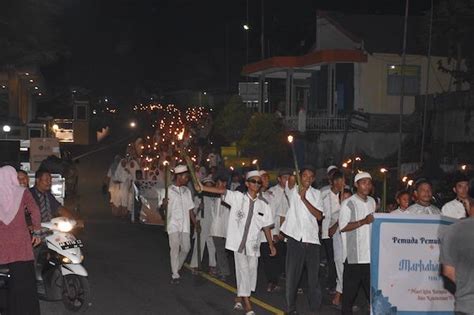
[36,217,91,313]
[0,267,9,314]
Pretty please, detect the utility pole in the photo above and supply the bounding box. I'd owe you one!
[420,0,434,165]
[225,23,230,91]
[260,0,264,60]
[397,0,409,178]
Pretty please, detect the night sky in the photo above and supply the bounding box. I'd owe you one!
[43,0,432,105]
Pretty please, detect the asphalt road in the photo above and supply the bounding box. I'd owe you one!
[39,142,365,315]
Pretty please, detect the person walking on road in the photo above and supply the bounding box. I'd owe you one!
[339,172,375,315]
[159,165,200,284]
[405,178,441,215]
[190,176,217,274]
[0,166,42,315]
[442,173,471,219]
[209,175,231,281]
[259,170,285,293]
[280,165,325,315]
[322,169,346,308]
[198,170,276,315]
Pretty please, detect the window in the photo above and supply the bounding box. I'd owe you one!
[387,65,421,96]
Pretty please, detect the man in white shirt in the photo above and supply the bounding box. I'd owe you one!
[259,170,286,292]
[405,178,441,215]
[209,175,231,281]
[198,170,276,315]
[190,177,217,274]
[442,173,471,219]
[268,168,291,278]
[280,165,324,314]
[320,165,338,195]
[339,172,375,315]
[322,169,345,305]
[321,167,343,295]
[391,190,411,214]
[158,165,200,284]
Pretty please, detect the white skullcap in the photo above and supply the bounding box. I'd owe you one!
[259,170,268,176]
[174,164,188,174]
[327,165,338,174]
[246,170,261,180]
[354,171,372,183]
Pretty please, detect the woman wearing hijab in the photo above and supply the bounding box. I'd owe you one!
[0,166,42,315]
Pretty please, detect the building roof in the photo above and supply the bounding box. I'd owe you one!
[242,49,367,78]
[318,10,442,56]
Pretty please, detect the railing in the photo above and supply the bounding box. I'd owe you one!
[283,114,347,132]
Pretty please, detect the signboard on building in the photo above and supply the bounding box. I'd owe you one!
[30,138,60,172]
[238,82,268,103]
[371,214,455,314]
[349,111,369,132]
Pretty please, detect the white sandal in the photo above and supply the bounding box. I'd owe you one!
[233,302,244,311]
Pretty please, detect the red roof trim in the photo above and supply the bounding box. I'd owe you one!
[242,49,367,75]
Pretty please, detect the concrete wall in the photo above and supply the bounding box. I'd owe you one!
[357,53,469,114]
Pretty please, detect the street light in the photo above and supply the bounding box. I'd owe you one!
[380,168,388,212]
[243,24,250,30]
[3,125,11,139]
[129,121,136,128]
[461,164,467,171]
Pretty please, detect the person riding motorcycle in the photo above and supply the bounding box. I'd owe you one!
[29,169,74,223]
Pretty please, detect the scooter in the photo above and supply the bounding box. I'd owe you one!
[36,217,91,313]
[0,267,9,314]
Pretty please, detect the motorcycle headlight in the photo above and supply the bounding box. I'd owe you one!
[57,221,73,232]
[61,256,72,264]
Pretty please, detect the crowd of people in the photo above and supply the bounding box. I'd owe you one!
[107,150,473,315]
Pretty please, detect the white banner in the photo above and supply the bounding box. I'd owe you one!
[371,214,456,314]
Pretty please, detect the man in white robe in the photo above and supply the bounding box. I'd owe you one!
[198,170,276,315]
[158,165,199,284]
[190,177,217,273]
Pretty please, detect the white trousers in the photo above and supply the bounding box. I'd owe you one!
[234,252,258,297]
[190,218,216,268]
[333,231,344,293]
[168,232,191,279]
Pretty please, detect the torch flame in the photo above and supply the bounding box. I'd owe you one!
[177,128,185,140]
[287,135,294,143]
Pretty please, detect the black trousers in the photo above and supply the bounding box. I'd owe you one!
[342,262,370,315]
[260,241,285,285]
[3,260,40,315]
[322,238,336,290]
[285,237,322,313]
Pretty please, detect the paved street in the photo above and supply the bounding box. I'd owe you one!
[39,143,358,315]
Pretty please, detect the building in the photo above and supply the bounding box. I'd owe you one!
[242,11,469,167]
[0,67,47,139]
